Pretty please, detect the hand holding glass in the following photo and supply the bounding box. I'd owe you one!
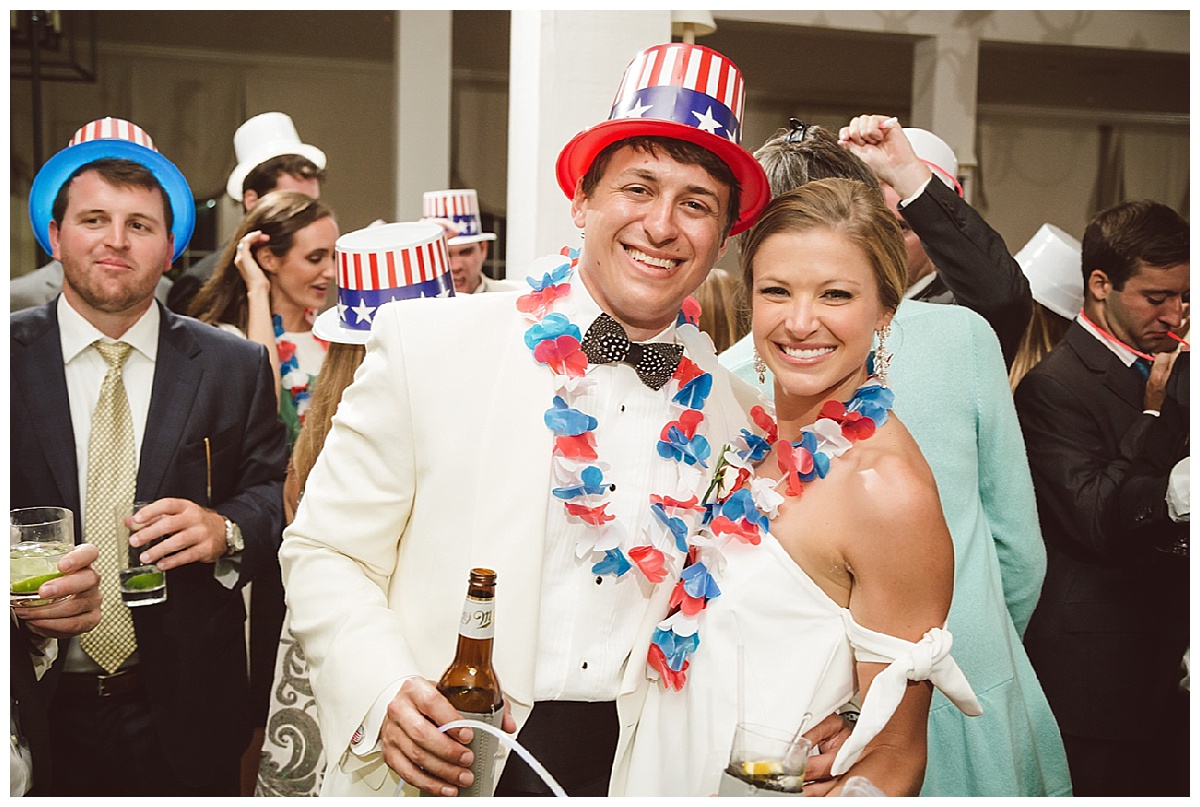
[119,501,167,606]
[10,507,75,607]
[718,722,812,796]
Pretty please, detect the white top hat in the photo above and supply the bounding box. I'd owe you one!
[313,221,455,345]
[226,112,326,201]
[903,127,962,197]
[1015,223,1084,321]
[423,189,496,246]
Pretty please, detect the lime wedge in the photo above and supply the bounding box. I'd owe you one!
[11,572,64,594]
[124,571,164,591]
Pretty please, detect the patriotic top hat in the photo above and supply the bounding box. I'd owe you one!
[29,117,196,261]
[226,112,326,201]
[555,42,769,236]
[423,188,496,246]
[313,221,455,345]
[904,127,963,198]
[1015,223,1084,321]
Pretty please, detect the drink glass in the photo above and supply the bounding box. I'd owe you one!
[118,501,167,607]
[10,507,74,607]
[717,722,812,796]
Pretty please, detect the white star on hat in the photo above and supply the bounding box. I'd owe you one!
[692,106,723,135]
[351,299,377,324]
[621,99,653,119]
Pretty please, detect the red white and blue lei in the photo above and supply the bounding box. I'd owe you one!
[518,247,715,584]
[647,375,895,690]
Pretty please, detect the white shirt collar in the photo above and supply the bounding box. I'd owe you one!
[903,270,938,300]
[57,295,160,364]
[1076,312,1137,367]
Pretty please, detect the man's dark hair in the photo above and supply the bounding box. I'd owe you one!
[580,136,742,237]
[52,158,173,231]
[1082,199,1189,289]
[753,122,883,202]
[242,153,326,200]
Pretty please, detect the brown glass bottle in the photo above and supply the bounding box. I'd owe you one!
[435,568,504,796]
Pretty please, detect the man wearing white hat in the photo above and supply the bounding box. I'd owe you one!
[166,112,327,314]
[423,188,522,295]
[280,42,774,797]
[11,117,289,795]
[839,115,1032,367]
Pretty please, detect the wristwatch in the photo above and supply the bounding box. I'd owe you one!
[222,517,244,556]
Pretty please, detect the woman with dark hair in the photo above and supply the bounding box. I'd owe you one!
[190,189,338,444]
[617,179,980,797]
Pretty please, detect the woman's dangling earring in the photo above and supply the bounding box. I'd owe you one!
[873,324,892,384]
[752,349,767,385]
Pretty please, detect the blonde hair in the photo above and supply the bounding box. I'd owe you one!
[1008,302,1072,391]
[286,341,366,518]
[693,267,749,354]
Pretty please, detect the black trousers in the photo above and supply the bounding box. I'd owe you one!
[494,700,619,797]
[47,673,239,796]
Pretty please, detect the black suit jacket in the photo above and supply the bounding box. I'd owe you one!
[902,177,1032,368]
[1014,322,1189,740]
[10,301,289,789]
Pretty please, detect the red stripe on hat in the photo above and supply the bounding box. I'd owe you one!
[432,239,446,275]
[92,120,103,141]
[386,250,398,288]
[667,45,688,88]
[402,247,414,286]
[368,252,380,291]
[339,252,349,289]
[352,253,364,291]
[645,45,668,87]
[418,244,431,282]
[694,47,712,96]
[732,68,744,121]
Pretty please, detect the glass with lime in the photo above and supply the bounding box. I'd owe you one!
[10,507,74,607]
[119,501,167,607]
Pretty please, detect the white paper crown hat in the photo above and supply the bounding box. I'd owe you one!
[1015,223,1084,320]
[226,112,326,200]
[903,127,962,197]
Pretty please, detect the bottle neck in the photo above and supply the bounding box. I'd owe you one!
[455,591,495,663]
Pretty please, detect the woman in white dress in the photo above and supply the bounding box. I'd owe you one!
[617,178,981,796]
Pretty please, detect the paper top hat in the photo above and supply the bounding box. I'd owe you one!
[423,189,496,246]
[1015,223,1084,321]
[903,127,963,198]
[226,112,327,201]
[313,221,455,345]
[29,117,196,261]
[555,42,769,236]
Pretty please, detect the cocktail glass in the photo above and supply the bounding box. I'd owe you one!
[717,721,812,796]
[118,501,167,607]
[10,507,74,607]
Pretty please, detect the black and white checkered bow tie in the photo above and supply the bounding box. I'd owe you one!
[580,313,684,391]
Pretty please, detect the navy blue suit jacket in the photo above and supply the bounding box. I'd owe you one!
[10,300,289,789]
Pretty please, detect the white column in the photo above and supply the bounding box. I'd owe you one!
[505,10,671,276]
[395,11,452,221]
[910,31,979,201]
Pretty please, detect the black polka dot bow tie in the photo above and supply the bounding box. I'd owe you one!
[580,313,684,391]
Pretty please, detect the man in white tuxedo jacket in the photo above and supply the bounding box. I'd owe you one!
[279,42,772,797]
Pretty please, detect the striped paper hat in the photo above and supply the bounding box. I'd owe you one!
[29,117,196,260]
[555,42,769,235]
[313,221,455,345]
[423,188,496,246]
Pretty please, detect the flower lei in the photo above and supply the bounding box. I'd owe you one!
[274,309,328,446]
[647,374,895,690]
[519,247,714,585]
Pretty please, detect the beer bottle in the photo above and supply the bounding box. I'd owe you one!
[436,568,504,796]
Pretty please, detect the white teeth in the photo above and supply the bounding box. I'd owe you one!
[781,345,834,359]
[626,247,677,270]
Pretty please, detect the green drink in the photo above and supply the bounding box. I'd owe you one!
[10,540,72,606]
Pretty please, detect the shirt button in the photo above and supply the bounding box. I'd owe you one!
[619,405,625,413]
[595,576,603,585]
[581,661,589,670]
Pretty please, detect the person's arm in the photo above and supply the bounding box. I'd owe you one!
[130,341,288,584]
[278,304,475,794]
[839,115,1031,366]
[817,454,955,797]
[1014,363,1166,560]
[968,314,1046,635]
[234,230,282,405]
